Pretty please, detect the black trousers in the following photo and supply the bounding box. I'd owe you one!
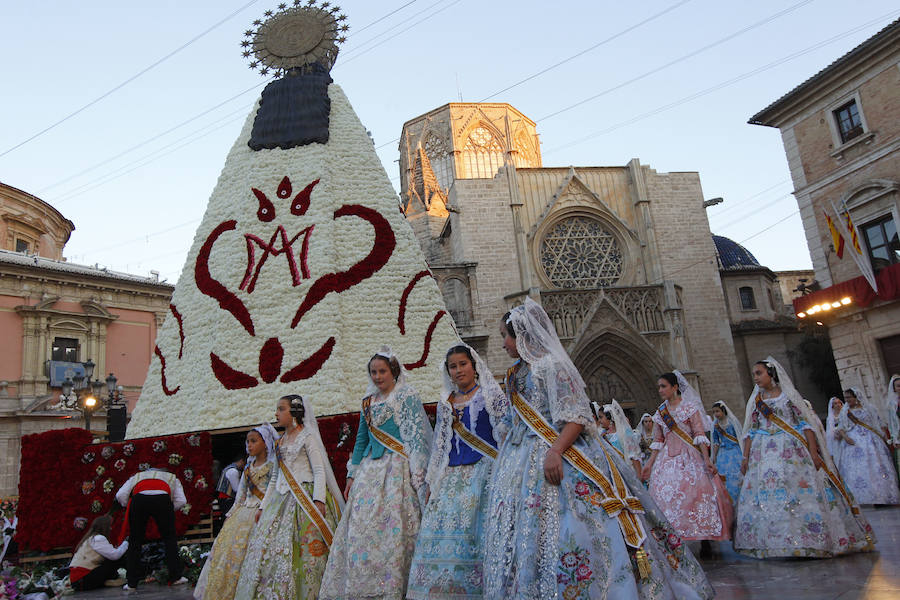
[125,494,183,587]
[72,556,126,591]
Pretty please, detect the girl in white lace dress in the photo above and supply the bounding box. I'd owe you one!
[234,396,343,600]
[837,387,899,505]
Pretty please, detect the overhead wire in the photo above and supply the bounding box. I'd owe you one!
[42,0,461,202]
[0,0,261,159]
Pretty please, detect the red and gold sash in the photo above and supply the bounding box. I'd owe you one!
[714,422,739,445]
[276,438,334,547]
[448,393,498,460]
[506,366,646,549]
[658,402,705,456]
[754,394,859,514]
[847,411,890,446]
[363,396,408,458]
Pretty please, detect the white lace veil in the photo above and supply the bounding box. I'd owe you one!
[248,422,279,465]
[602,399,640,461]
[302,398,346,514]
[507,298,593,429]
[884,375,900,441]
[742,356,839,475]
[839,386,885,432]
[364,345,409,398]
[633,412,654,442]
[825,397,843,461]
[711,401,743,440]
[426,343,508,495]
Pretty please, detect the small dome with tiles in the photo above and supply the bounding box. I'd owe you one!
[713,235,762,271]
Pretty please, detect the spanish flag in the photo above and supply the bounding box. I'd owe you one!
[824,210,845,258]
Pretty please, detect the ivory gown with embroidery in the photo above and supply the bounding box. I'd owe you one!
[233,429,338,600]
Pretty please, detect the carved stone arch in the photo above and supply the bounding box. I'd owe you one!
[841,178,898,208]
[49,318,89,332]
[568,300,670,414]
[34,295,61,310]
[531,205,640,289]
[457,120,506,180]
[80,300,116,319]
[438,275,472,327]
[455,108,507,146]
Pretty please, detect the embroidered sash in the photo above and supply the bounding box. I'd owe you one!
[246,474,265,501]
[847,411,889,446]
[448,394,498,460]
[362,396,408,458]
[276,438,334,547]
[715,423,739,445]
[754,394,859,514]
[658,402,705,455]
[506,366,646,549]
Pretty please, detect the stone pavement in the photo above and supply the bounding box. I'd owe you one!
[69,506,899,599]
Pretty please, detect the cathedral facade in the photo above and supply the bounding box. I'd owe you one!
[399,102,743,416]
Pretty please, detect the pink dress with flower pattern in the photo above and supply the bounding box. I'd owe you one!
[648,400,734,541]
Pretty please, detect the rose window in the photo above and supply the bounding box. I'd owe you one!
[540,216,623,288]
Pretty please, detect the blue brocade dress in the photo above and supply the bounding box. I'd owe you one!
[407,392,498,599]
[711,422,743,504]
[482,362,713,600]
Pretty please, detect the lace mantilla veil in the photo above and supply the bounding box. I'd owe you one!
[507,298,595,430]
[602,399,640,461]
[741,356,840,477]
[884,375,900,443]
[425,343,509,495]
[302,398,346,513]
[839,386,886,433]
[712,401,743,441]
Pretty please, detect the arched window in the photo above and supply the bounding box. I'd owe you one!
[462,126,505,179]
[441,278,472,327]
[739,286,756,310]
[424,133,453,190]
[540,216,623,288]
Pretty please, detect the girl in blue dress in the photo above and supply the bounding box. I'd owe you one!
[710,401,743,504]
[483,299,713,600]
[407,344,508,599]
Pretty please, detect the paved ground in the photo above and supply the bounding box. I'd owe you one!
[69,506,900,599]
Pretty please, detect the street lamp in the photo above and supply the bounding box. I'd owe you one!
[58,359,102,433]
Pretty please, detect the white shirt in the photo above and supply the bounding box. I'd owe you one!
[115,470,187,510]
[89,535,129,560]
[224,466,242,494]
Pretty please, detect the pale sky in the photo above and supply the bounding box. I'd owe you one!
[1,0,898,284]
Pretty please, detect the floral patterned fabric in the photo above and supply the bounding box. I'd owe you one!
[837,406,900,505]
[407,460,492,599]
[711,423,743,504]
[195,460,272,600]
[319,452,421,599]
[734,393,874,558]
[482,362,713,600]
[233,432,339,600]
[648,403,733,541]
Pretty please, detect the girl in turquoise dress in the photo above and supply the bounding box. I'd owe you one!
[710,401,742,504]
[407,344,508,599]
[482,299,713,600]
[319,347,432,600]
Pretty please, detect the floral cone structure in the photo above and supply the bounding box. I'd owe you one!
[128,81,459,437]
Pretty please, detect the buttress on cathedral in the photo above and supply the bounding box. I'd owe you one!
[399,102,745,416]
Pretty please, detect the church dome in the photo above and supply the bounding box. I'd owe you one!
[713,235,761,271]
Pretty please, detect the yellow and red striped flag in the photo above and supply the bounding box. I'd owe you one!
[844,211,863,255]
[824,210,845,258]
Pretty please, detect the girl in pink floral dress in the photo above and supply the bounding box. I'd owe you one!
[641,372,733,555]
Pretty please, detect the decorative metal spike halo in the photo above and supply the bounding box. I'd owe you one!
[243,2,347,76]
